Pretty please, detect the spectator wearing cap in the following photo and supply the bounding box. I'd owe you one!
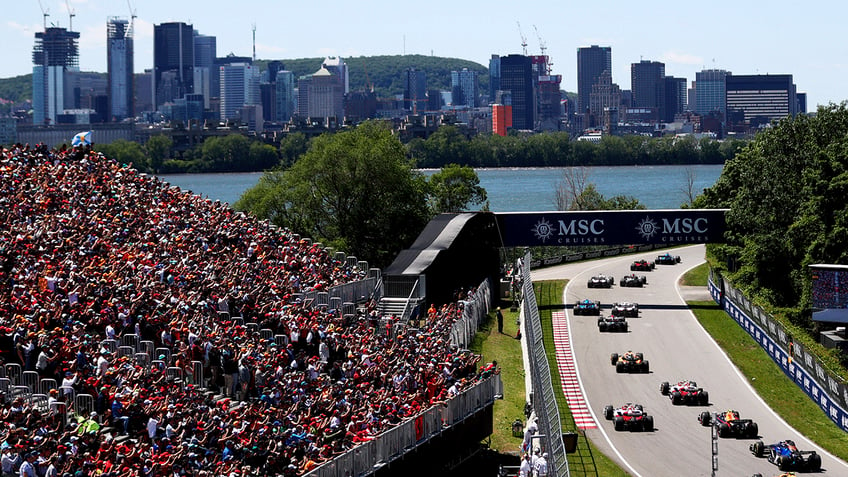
[17,452,36,477]
[1,445,20,477]
[534,452,549,477]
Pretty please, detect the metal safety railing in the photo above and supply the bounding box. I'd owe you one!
[521,250,569,477]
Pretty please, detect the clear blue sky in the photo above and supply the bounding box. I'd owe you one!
[5,0,846,109]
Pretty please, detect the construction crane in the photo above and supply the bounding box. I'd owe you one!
[516,21,528,56]
[533,25,552,74]
[38,0,50,30]
[65,0,75,31]
[127,0,137,33]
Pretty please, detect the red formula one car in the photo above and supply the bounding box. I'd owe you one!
[660,379,709,405]
[698,409,759,438]
[603,403,654,431]
[610,351,649,373]
[630,259,655,271]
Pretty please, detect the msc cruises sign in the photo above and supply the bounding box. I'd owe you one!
[496,209,728,247]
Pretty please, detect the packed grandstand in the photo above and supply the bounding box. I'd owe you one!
[0,143,491,476]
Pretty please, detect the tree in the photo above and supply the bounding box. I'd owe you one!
[234,121,430,267]
[145,135,172,173]
[428,164,488,213]
[94,140,147,170]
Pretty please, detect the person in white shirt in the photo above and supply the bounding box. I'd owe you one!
[534,452,548,477]
[518,453,532,477]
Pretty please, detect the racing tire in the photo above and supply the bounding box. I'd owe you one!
[604,405,614,420]
[610,353,618,365]
[641,361,649,373]
[777,455,790,471]
[718,423,730,438]
[640,276,647,284]
[698,411,711,426]
[746,422,758,438]
[635,352,643,361]
[630,265,636,271]
[622,323,628,332]
[808,452,821,472]
[642,415,653,432]
[660,382,669,395]
[699,391,709,406]
[751,440,764,457]
[613,416,624,431]
[671,391,682,405]
[616,362,625,373]
[752,474,763,477]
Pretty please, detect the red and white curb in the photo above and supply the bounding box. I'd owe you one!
[552,311,596,429]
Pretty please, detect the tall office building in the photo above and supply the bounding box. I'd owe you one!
[694,69,729,116]
[275,70,295,122]
[664,76,687,122]
[322,57,349,94]
[488,55,501,104]
[403,68,427,114]
[588,71,621,126]
[307,67,344,119]
[725,74,797,127]
[193,31,216,106]
[499,54,535,130]
[577,45,612,116]
[532,55,561,131]
[630,60,666,119]
[153,22,194,110]
[107,18,133,121]
[32,27,80,125]
[219,63,260,120]
[451,68,478,109]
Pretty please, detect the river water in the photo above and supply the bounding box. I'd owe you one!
[160,164,723,211]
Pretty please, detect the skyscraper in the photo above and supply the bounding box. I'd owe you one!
[589,71,621,126]
[193,31,216,107]
[219,63,260,120]
[275,70,295,122]
[577,45,612,116]
[403,68,427,114]
[107,18,133,121]
[499,54,534,130]
[694,69,729,116]
[664,76,687,122]
[32,27,80,125]
[488,55,501,104]
[451,68,478,109]
[725,74,797,127]
[322,57,349,94]
[630,60,666,119]
[153,22,194,110]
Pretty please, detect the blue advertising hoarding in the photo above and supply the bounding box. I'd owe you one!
[496,209,728,247]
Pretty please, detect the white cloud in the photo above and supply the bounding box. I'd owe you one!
[7,21,38,36]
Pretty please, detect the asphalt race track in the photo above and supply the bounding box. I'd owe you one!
[532,244,848,477]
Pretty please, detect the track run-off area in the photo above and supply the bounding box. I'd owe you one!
[532,244,848,477]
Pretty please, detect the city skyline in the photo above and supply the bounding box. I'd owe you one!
[4,0,845,109]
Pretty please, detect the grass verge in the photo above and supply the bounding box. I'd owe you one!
[683,263,848,462]
[535,280,630,477]
[470,302,526,454]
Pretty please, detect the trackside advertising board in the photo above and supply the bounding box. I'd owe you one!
[496,209,728,247]
[709,277,848,432]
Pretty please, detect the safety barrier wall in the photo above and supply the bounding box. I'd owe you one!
[522,251,569,477]
[529,243,670,269]
[303,374,501,477]
[303,276,379,307]
[449,279,492,349]
[708,271,848,432]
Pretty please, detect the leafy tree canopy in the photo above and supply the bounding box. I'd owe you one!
[234,121,431,267]
[428,163,489,214]
[698,102,848,325]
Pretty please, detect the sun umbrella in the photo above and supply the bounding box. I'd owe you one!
[71,131,92,147]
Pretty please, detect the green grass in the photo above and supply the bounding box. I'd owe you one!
[470,302,526,454]
[683,263,848,462]
[534,280,630,477]
[680,261,709,286]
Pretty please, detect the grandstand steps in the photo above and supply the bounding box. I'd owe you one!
[377,297,410,319]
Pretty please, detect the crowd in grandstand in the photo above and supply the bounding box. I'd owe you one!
[0,143,490,476]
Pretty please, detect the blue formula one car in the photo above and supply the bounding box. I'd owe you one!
[749,439,821,472]
[573,299,602,316]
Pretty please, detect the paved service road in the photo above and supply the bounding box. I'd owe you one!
[533,244,848,477]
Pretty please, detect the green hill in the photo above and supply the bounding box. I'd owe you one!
[0,55,489,103]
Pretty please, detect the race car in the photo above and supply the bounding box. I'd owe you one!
[619,274,647,287]
[655,252,681,265]
[749,439,822,472]
[698,409,759,438]
[659,379,709,405]
[573,299,601,316]
[597,315,628,332]
[611,302,639,318]
[603,403,654,431]
[587,274,614,288]
[751,473,800,477]
[610,351,649,373]
[630,259,655,271]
